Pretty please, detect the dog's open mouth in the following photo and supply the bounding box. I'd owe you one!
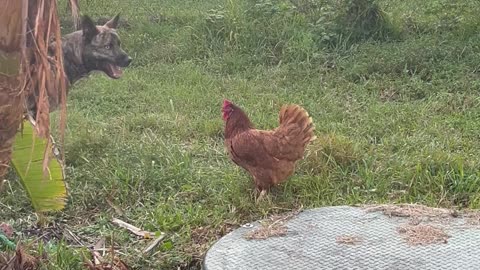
[104,63,123,79]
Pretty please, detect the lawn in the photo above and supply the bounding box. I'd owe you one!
[2,0,480,269]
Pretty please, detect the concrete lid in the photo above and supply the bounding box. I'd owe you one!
[204,205,480,270]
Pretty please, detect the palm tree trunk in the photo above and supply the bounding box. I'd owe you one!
[0,1,27,180]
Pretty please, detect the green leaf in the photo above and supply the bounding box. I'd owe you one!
[161,240,173,251]
[11,120,67,212]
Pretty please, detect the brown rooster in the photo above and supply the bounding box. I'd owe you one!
[222,99,316,201]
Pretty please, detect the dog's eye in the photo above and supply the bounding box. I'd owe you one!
[104,45,111,50]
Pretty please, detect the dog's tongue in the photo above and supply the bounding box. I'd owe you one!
[107,63,123,79]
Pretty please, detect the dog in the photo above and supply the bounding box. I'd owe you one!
[28,14,132,116]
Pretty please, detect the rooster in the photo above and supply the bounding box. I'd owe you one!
[222,99,316,201]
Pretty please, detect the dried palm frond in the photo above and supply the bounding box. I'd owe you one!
[0,0,28,180]
[0,245,40,270]
[67,0,81,30]
[25,0,67,165]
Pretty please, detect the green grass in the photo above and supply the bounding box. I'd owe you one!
[2,0,480,268]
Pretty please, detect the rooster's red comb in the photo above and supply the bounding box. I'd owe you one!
[223,99,233,108]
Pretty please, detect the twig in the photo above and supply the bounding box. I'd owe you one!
[93,238,105,264]
[143,233,166,254]
[0,255,16,270]
[111,218,153,238]
[106,198,124,216]
[63,227,84,246]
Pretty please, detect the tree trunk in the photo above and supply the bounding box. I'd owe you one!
[0,1,27,181]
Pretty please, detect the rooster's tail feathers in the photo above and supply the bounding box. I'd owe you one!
[279,104,316,144]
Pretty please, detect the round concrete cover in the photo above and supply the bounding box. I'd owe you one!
[204,206,480,270]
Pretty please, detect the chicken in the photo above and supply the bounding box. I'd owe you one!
[222,99,316,201]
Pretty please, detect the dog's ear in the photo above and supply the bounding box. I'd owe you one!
[104,13,120,29]
[82,15,99,42]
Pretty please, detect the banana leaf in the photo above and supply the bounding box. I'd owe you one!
[11,119,67,212]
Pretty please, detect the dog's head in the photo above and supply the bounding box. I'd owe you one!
[81,14,132,79]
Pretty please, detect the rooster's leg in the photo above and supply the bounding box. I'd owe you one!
[255,189,267,203]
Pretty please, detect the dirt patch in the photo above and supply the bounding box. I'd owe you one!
[181,222,236,269]
[379,88,399,102]
[22,224,65,243]
[365,204,457,220]
[464,210,480,226]
[364,203,460,227]
[336,235,363,245]
[244,207,303,240]
[363,204,480,246]
[397,224,449,245]
[244,223,288,240]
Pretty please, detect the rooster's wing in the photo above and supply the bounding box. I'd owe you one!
[228,130,274,168]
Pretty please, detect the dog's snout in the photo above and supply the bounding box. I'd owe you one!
[118,55,132,67]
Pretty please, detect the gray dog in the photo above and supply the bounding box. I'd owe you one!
[28,14,132,116]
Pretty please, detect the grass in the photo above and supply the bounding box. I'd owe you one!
[2,0,480,268]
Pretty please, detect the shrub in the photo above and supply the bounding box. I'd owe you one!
[189,0,399,67]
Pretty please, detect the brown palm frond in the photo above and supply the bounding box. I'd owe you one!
[0,0,28,180]
[25,0,67,171]
[67,0,81,30]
